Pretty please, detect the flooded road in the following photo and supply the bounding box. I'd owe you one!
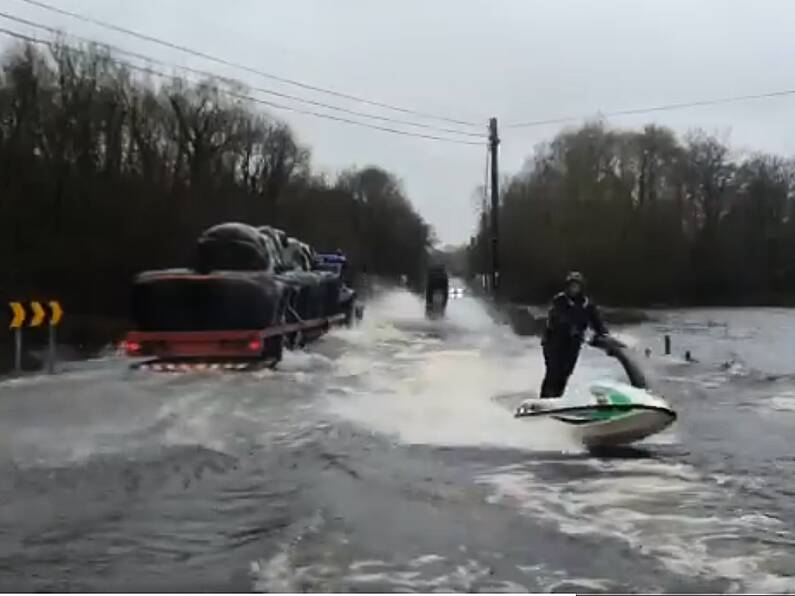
[1,291,794,592]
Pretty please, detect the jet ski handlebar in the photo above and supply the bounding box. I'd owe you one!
[588,334,626,354]
[587,334,648,389]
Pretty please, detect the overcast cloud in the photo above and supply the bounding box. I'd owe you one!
[3,0,795,244]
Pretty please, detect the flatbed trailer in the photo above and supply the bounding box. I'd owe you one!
[123,310,356,371]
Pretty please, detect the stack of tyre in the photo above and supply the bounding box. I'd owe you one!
[130,222,355,337]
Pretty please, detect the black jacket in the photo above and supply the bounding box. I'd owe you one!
[542,292,608,346]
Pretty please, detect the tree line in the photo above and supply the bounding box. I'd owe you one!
[0,41,432,326]
[468,122,795,306]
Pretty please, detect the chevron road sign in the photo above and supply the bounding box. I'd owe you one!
[7,300,65,374]
[8,300,64,329]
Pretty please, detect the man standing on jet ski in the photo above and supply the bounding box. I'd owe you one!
[540,271,609,398]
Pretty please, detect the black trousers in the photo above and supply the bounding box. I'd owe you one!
[540,341,581,398]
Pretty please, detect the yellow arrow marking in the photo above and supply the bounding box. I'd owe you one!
[30,301,45,327]
[49,300,63,326]
[9,302,25,329]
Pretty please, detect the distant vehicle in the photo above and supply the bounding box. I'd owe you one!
[425,264,449,319]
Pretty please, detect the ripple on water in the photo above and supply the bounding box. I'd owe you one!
[477,457,795,593]
[252,546,527,593]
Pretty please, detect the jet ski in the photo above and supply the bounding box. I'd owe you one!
[514,336,677,448]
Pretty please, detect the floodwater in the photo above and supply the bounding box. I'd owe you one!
[1,290,795,592]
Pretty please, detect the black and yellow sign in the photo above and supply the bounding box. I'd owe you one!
[8,301,64,329]
[49,301,63,326]
[9,302,25,329]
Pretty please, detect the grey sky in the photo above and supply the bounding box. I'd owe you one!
[4,0,795,244]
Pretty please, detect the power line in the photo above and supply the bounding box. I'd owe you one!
[12,0,795,134]
[505,89,795,129]
[0,27,485,146]
[0,11,485,139]
[13,0,484,129]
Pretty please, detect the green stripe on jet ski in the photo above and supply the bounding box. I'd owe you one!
[551,406,636,423]
[608,392,632,406]
[591,385,634,407]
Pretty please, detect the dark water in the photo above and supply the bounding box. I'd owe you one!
[1,293,795,592]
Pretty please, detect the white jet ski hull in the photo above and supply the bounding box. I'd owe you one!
[514,380,676,448]
[558,406,675,448]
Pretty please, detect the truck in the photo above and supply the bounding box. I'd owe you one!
[122,222,362,370]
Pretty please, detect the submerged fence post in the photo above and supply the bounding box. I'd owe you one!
[48,325,56,374]
[664,334,671,356]
[14,327,21,373]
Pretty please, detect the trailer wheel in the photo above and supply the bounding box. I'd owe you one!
[344,300,356,327]
[285,289,301,348]
[264,301,287,363]
[264,333,284,363]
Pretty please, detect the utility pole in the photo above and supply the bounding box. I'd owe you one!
[488,117,500,298]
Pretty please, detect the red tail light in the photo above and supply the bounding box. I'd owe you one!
[247,339,262,352]
[124,340,142,356]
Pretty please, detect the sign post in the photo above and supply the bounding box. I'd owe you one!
[9,302,25,373]
[14,327,21,372]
